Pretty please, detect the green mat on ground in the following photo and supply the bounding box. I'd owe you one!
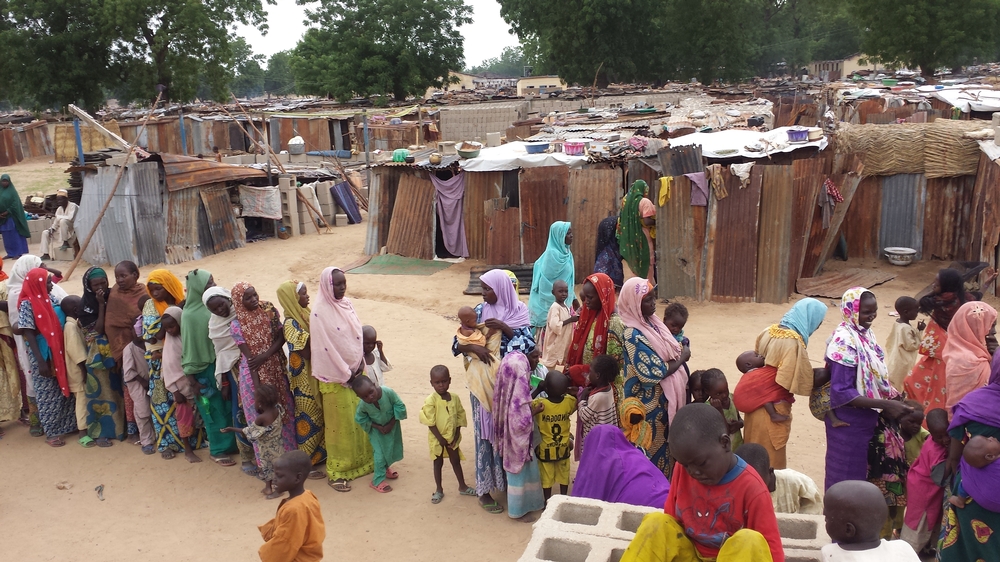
[347,254,453,276]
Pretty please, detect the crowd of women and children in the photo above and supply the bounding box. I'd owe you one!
[1,178,999,561]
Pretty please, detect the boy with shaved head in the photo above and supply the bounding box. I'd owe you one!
[258,451,325,562]
[822,480,920,560]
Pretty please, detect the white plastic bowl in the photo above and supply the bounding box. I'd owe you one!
[884,247,916,266]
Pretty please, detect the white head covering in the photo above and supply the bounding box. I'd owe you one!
[202,286,240,383]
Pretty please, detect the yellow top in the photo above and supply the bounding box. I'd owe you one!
[419,392,467,459]
[532,395,577,462]
[756,325,816,397]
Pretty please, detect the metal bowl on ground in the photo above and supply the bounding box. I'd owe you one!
[885,247,917,266]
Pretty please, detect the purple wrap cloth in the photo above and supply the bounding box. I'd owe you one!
[430,172,469,257]
[571,425,670,508]
[949,349,1000,510]
[685,172,709,206]
[492,352,535,474]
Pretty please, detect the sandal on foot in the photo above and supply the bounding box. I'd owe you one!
[29,426,44,437]
[161,449,176,460]
[96,438,114,448]
[307,470,325,480]
[431,491,444,504]
[141,445,155,455]
[328,479,351,492]
[46,437,65,448]
[385,468,398,480]
[79,436,96,448]
[479,500,503,514]
[211,455,237,467]
[459,486,477,496]
[241,464,259,477]
[369,481,392,493]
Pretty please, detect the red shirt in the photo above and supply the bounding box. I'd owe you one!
[665,456,784,562]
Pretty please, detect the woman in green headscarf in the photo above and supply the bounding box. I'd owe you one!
[618,180,652,281]
[182,269,237,464]
[277,280,326,477]
[0,175,30,259]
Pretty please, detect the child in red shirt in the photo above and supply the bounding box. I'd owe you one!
[621,403,784,562]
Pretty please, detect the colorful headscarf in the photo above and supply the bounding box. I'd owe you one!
[618,277,681,363]
[504,269,520,293]
[479,269,530,328]
[202,286,240,377]
[310,267,363,384]
[19,267,69,396]
[79,266,107,328]
[105,261,147,361]
[942,301,998,408]
[146,269,185,316]
[528,221,575,328]
[572,425,670,508]
[181,269,215,375]
[277,280,310,331]
[825,287,892,400]
[492,351,535,474]
[567,273,617,367]
[0,260,8,283]
[779,298,828,346]
[617,180,650,279]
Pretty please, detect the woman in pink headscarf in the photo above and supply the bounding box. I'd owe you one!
[617,276,691,477]
[311,266,373,492]
[942,301,998,409]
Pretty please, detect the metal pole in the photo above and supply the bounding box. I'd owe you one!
[362,110,371,191]
[178,111,188,155]
[73,119,85,165]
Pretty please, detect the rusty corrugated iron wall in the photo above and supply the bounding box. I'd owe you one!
[708,168,761,302]
[485,198,521,265]
[385,173,435,260]
[200,185,245,254]
[975,155,1000,296]
[923,175,977,260]
[879,173,926,259]
[657,176,706,300]
[841,175,883,259]
[756,165,794,304]
[568,165,623,283]
[166,187,207,264]
[131,162,167,265]
[789,157,826,289]
[519,166,569,264]
[463,171,504,260]
[0,129,18,167]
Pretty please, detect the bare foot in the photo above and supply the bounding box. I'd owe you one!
[768,412,790,423]
[161,449,176,460]
[261,485,270,495]
[948,495,965,509]
[184,450,202,463]
[265,491,284,500]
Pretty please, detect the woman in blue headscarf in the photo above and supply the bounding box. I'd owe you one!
[746,297,828,469]
[528,222,575,333]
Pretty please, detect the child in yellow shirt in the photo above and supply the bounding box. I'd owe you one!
[419,365,476,504]
[531,371,577,500]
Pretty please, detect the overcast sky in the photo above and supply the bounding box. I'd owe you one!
[235,0,520,68]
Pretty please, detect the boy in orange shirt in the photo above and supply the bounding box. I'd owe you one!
[259,451,326,562]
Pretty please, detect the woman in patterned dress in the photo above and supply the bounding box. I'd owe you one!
[143,269,187,459]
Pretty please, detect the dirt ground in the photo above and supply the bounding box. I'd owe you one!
[0,160,981,561]
[0,157,73,197]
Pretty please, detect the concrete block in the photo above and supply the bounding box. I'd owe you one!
[518,531,627,562]
[49,246,75,261]
[534,495,657,542]
[290,153,307,164]
[784,548,822,562]
[775,513,830,552]
[222,156,242,165]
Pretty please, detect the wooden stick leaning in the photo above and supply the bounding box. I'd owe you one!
[331,154,369,212]
[296,191,333,233]
[64,92,163,280]
[217,105,286,174]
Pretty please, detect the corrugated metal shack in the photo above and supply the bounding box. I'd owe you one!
[76,153,267,266]
[0,121,54,166]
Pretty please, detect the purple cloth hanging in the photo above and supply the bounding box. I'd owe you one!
[430,172,469,258]
[685,172,709,206]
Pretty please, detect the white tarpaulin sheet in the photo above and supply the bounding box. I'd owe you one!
[979,140,1000,162]
[668,126,828,159]
[239,185,281,219]
[919,87,1000,113]
[458,141,589,172]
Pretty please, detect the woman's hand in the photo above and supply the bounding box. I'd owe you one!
[173,392,187,404]
[248,354,267,370]
[881,399,912,420]
[38,360,52,379]
[679,344,692,363]
[484,318,513,338]
[467,344,493,365]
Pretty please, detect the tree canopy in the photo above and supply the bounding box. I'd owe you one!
[264,51,297,97]
[467,47,528,78]
[847,0,1000,75]
[291,0,472,101]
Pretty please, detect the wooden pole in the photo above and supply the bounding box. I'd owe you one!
[64,92,162,280]
[218,104,286,174]
[230,94,285,175]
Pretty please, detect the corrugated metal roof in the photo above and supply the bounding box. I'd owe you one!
[142,153,266,191]
[463,171,504,260]
[756,165,794,304]
[166,187,205,264]
[879,173,926,260]
[519,166,569,264]
[568,165,622,283]
[657,145,703,176]
[385,173,435,260]
[709,167,760,302]
[200,184,245,254]
[130,162,167,266]
[923,175,977,260]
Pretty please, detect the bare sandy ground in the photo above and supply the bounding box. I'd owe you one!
[0,162,978,561]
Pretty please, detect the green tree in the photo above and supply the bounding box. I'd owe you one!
[264,51,297,96]
[498,0,664,86]
[755,0,861,77]
[230,38,267,99]
[103,0,273,103]
[467,46,528,77]
[847,0,1000,76]
[0,0,111,110]
[291,0,472,101]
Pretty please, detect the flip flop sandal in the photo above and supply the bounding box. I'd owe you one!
[459,487,477,496]
[29,426,44,437]
[79,436,96,448]
[431,491,444,504]
[241,465,260,477]
[96,438,114,448]
[479,501,504,514]
[369,481,392,493]
[329,479,351,492]
[307,470,325,480]
[161,449,176,460]
[46,437,65,448]
[211,456,237,467]
[385,468,398,480]
[141,445,155,455]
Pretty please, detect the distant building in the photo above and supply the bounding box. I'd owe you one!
[517,76,567,97]
[425,71,480,99]
[809,54,881,81]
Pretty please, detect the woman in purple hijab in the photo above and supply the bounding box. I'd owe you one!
[939,349,1000,561]
[572,425,670,509]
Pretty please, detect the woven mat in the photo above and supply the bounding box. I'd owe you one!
[346,254,452,276]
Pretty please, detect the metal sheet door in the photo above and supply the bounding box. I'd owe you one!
[519,166,569,264]
[568,166,621,283]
